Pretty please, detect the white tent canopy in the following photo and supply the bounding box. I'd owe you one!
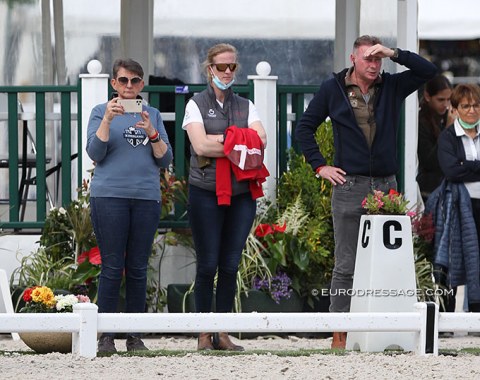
[418,0,480,40]
[61,0,480,41]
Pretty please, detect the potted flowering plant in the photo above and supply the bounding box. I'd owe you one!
[20,285,91,313]
[361,189,414,216]
[18,285,91,353]
[236,196,309,311]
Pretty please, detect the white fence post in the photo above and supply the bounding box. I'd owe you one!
[72,302,98,358]
[248,61,278,202]
[79,60,109,183]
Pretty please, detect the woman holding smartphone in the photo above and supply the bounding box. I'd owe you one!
[86,58,173,354]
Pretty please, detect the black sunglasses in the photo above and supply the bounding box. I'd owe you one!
[211,63,238,72]
[116,76,143,85]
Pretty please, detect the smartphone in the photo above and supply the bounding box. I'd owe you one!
[117,98,143,113]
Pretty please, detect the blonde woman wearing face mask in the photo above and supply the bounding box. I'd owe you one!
[182,43,268,351]
[429,83,480,315]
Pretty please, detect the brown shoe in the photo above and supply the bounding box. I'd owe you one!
[212,332,244,351]
[331,332,347,349]
[197,333,214,351]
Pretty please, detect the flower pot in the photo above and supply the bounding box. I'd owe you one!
[235,289,304,339]
[302,293,331,313]
[19,332,72,354]
[166,283,195,312]
[240,289,304,312]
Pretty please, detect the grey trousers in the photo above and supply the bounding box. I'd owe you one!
[329,174,397,312]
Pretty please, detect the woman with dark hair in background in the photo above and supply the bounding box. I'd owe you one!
[417,74,453,203]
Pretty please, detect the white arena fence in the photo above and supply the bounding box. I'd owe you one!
[1,302,480,358]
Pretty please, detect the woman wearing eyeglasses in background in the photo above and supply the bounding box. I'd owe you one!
[427,83,480,317]
[86,58,173,353]
[182,43,267,351]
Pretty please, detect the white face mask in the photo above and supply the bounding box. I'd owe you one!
[210,69,235,91]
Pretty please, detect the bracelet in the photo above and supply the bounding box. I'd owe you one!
[149,130,159,141]
[315,166,324,179]
[149,132,161,143]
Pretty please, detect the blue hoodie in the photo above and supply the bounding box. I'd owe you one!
[295,48,437,177]
[86,102,173,201]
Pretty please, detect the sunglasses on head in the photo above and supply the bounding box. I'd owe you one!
[116,76,143,85]
[211,63,238,72]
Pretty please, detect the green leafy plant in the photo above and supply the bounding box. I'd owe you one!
[274,122,336,307]
[12,247,78,293]
[160,169,188,219]
[40,179,96,264]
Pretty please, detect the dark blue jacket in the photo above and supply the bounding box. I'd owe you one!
[295,48,437,176]
[425,180,480,303]
[438,124,480,183]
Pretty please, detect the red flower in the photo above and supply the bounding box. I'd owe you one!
[388,189,399,196]
[255,223,274,238]
[412,212,435,243]
[273,223,287,233]
[78,246,102,265]
[255,223,286,238]
[22,286,37,302]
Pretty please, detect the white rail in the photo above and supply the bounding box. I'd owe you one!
[5,302,480,358]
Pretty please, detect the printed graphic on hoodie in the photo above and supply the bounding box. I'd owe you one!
[124,126,145,147]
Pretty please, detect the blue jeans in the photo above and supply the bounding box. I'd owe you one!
[90,197,160,319]
[330,175,397,312]
[188,185,256,313]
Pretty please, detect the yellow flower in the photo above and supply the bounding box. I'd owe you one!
[31,286,56,308]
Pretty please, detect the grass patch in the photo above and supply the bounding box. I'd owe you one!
[2,347,479,357]
[457,347,480,355]
[0,348,339,358]
[113,348,336,358]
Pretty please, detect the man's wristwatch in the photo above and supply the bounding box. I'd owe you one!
[315,166,324,179]
[390,48,399,60]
